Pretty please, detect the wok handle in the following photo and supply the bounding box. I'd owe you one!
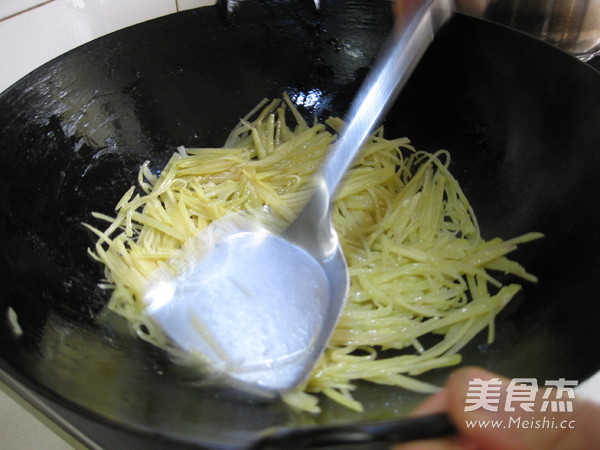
[251,412,456,448]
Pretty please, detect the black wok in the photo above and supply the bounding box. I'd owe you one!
[1,0,600,448]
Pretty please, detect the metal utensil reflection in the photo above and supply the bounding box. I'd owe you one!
[482,0,600,60]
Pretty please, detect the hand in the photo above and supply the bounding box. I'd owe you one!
[393,366,600,450]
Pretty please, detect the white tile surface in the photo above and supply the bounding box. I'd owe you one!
[0,0,50,20]
[577,371,600,404]
[0,0,178,92]
[177,0,215,11]
[0,388,73,450]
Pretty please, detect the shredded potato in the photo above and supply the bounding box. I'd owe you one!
[86,94,541,413]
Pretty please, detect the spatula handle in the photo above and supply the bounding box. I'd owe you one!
[321,0,453,195]
[251,412,456,448]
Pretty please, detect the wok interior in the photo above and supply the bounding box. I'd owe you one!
[1,1,600,447]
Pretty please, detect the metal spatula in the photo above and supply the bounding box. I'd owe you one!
[143,0,453,396]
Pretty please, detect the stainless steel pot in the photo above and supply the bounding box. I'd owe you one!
[483,0,600,59]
